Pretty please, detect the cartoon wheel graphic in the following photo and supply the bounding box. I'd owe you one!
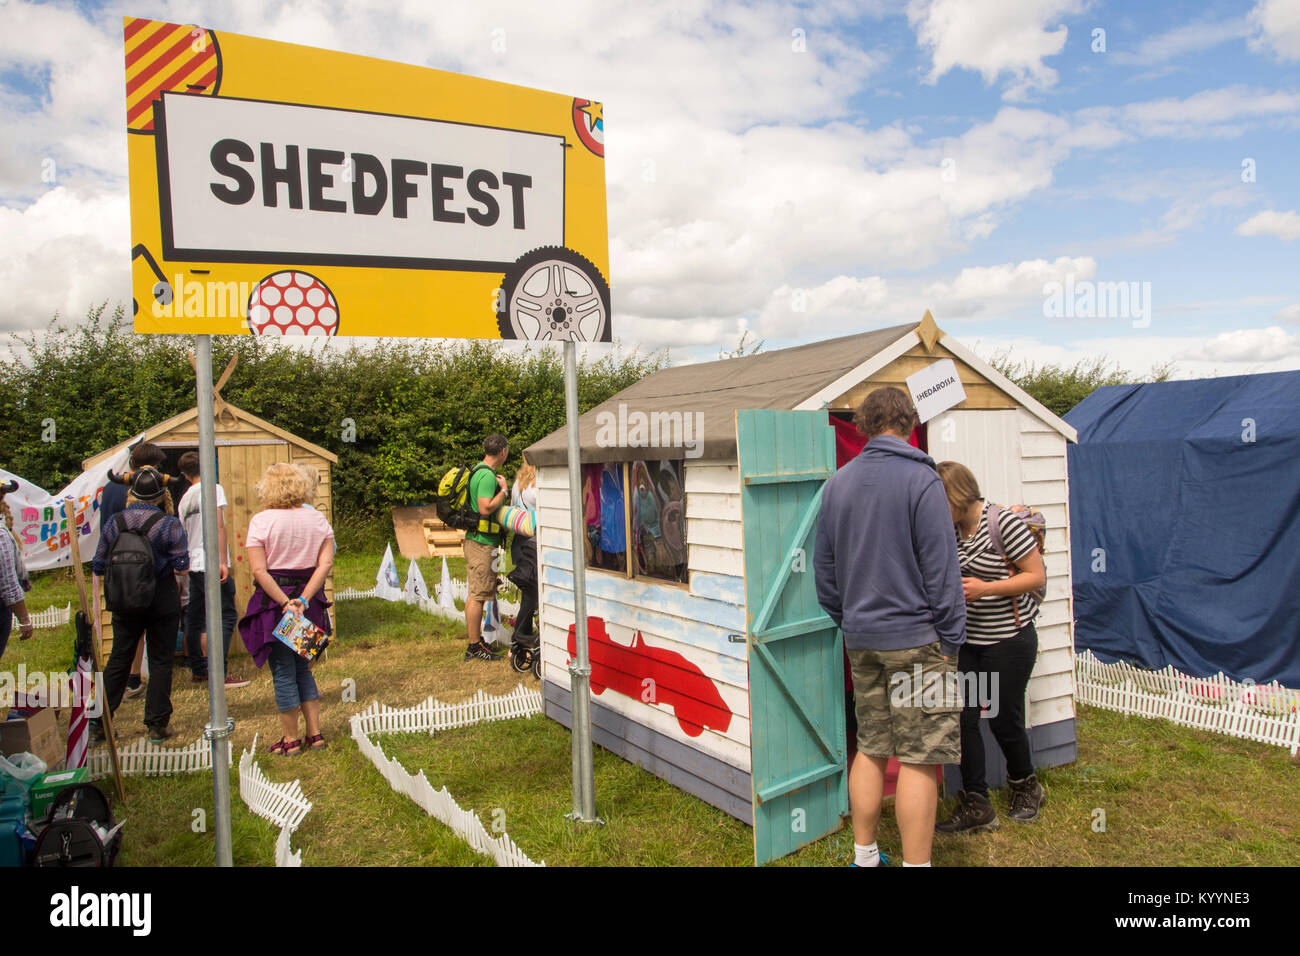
[497,246,611,342]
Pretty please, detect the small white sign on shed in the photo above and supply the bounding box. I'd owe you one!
[906,358,966,424]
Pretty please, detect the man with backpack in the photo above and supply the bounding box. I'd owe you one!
[98,440,167,700]
[462,434,509,661]
[91,468,190,743]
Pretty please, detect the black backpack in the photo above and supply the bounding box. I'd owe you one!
[104,512,163,613]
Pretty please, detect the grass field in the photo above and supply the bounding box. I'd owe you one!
[5,554,1298,866]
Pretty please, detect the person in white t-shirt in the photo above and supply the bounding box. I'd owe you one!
[177,452,248,689]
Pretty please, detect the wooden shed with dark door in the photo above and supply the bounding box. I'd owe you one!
[525,312,1079,864]
[83,402,338,658]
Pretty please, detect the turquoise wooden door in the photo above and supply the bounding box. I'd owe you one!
[737,409,847,865]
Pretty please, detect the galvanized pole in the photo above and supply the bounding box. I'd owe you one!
[564,340,597,822]
[195,336,234,866]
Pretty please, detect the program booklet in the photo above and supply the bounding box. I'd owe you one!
[272,610,330,662]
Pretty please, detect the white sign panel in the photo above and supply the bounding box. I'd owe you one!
[159,92,566,271]
[906,358,966,424]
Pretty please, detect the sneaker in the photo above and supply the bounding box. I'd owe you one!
[224,675,250,689]
[849,851,891,867]
[192,672,208,684]
[464,641,503,661]
[146,724,175,744]
[1007,774,1047,822]
[935,790,1000,834]
[123,681,147,700]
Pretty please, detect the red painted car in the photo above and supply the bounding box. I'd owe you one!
[567,617,732,738]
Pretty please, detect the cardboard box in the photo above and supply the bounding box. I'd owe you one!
[0,708,63,771]
[30,766,88,821]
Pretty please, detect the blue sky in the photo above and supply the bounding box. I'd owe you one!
[1,0,1298,377]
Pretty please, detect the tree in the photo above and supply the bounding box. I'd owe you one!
[986,352,1174,418]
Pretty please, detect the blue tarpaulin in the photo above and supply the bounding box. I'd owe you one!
[1065,372,1300,687]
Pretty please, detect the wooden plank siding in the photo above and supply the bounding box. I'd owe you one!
[537,461,753,779]
[1017,408,1076,730]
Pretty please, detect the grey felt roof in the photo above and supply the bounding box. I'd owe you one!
[525,323,916,466]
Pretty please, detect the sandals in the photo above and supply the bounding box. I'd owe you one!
[305,734,327,751]
[269,736,302,757]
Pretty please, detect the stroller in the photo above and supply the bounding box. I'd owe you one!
[506,533,541,680]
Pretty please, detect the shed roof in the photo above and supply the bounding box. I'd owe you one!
[526,323,916,466]
[82,402,339,470]
[526,315,1076,467]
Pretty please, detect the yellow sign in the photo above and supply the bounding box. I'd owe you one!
[125,17,610,340]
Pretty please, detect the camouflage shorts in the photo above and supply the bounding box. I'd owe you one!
[847,641,961,766]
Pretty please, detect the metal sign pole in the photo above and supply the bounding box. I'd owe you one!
[563,341,597,822]
[195,336,234,866]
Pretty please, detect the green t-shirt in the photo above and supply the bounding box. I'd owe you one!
[466,465,502,545]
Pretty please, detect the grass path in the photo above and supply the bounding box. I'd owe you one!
[6,555,1298,866]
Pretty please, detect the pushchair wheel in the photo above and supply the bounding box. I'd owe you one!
[531,653,541,680]
[510,644,531,673]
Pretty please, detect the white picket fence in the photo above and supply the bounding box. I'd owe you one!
[350,684,544,867]
[350,715,542,867]
[353,685,543,737]
[334,576,519,617]
[238,735,311,867]
[1075,649,1300,755]
[12,602,71,630]
[85,735,228,779]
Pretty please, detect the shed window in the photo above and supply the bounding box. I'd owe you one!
[582,459,688,585]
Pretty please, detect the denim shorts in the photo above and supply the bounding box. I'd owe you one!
[268,641,320,712]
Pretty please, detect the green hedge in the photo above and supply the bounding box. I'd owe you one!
[1,305,664,538]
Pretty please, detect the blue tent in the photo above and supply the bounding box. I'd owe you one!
[1064,371,1300,687]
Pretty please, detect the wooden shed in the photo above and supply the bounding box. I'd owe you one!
[525,312,1079,864]
[83,402,338,657]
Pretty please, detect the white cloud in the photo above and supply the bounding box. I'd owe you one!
[1111,16,1250,64]
[1175,326,1300,364]
[757,275,890,337]
[907,0,1086,99]
[1236,209,1300,240]
[970,328,1300,381]
[1275,304,1300,324]
[1076,85,1300,140]
[923,256,1096,316]
[1249,0,1300,61]
[0,187,129,330]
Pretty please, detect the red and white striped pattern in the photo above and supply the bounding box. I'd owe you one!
[65,654,93,769]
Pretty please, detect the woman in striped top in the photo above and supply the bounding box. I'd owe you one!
[934,461,1048,834]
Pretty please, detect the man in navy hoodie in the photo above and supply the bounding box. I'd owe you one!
[815,386,966,867]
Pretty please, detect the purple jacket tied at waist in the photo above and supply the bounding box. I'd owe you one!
[238,568,333,668]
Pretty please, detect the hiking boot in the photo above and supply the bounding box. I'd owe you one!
[146,724,175,744]
[464,641,503,662]
[89,719,106,743]
[123,680,147,701]
[935,790,1000,834]
[1007,774,1047,822]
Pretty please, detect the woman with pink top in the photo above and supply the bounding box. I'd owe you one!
[237,463,334,756]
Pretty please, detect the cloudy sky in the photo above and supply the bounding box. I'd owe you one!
[2,0,1299,377]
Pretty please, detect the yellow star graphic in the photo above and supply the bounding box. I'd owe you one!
[579,100,603,128]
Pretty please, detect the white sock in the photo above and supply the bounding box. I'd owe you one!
[902,860,931,867]
[853,842,879,867]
